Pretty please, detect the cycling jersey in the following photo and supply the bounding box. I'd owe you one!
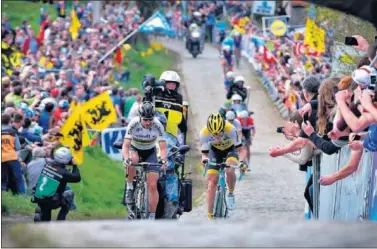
[223,51,233,65]
[200,121,242,153]
[228,119,242,132]
[124,117,166,150]
[233,36,242,48]
[237,116,255,130]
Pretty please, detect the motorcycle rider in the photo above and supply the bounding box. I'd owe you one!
[32,147,81,222]
[143,71,187,146]
[154,111,182,218]
[227,76,248,101]
[122,101,168,220]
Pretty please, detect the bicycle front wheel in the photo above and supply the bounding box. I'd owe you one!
[135,182,149,219]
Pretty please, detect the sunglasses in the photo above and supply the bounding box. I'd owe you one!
[141,118,153,122]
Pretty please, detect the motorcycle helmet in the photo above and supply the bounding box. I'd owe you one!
[207,112,225,135]
[234,76,245,85]
[138,101,155,119]
[159,70,181,88]
[54,147,73,165]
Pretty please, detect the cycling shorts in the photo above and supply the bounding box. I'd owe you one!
[130,145,160,173]
[207,145,239,175]
[242,129,252,145]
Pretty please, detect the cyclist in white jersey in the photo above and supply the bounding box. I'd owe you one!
[225,111,242,139]
[122,101,167,220]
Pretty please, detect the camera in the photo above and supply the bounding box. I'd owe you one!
[276,127,284,133]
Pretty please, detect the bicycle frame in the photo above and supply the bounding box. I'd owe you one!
[203,161,242,218]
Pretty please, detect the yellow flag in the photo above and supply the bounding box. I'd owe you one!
[59,106,90,165]
[123,43,132,51]
[69,100,77,113]
[81,92,117,130]
[69,9,81,40]
[304,18,325,53]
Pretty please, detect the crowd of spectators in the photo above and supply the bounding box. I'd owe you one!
[1,1,145,196]
[268,43,377,214]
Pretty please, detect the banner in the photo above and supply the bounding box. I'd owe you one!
[101,127,127,161]
[59,105,90,164]
[262,15,289,38]
[252,1,276,16]
[331,41,365,76]
[81,92,117,131]
[304,18,325,53]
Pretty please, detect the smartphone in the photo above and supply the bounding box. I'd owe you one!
[345,36,358,46]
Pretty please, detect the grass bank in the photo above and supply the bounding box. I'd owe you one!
[3,0,57,34]
[2,146,127,220]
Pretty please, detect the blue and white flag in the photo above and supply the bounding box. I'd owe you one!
[139,11,175,37]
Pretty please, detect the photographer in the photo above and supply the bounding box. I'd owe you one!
[33,147,81,222]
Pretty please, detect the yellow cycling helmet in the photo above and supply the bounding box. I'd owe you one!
[207,112,225,135]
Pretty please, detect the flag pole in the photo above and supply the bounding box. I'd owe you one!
[99,12,159,63]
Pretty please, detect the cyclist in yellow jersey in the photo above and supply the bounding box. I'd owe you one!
[199,112,246,219]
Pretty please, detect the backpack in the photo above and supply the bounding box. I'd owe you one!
[34,164,63,201]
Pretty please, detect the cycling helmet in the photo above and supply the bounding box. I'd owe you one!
[352,65,377,86]
[142,74,156,90]
[207,112,225,135]
[234,76,245,84]
[219,107,227,118]
[226,71,235,80]
[225,111,236,121]
[223,45,231,51]
[54,147,72,165]
[239,110,249,119]
[159,70,181,87]
[234,31,241,37]
[138,101,155,119]
[231,94,242,102]
[189,23,199,30]
[155,111,167,129]
[59,100,69,109]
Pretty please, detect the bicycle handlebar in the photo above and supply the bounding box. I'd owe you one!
[129,162,163,167]
[202,160,243,179]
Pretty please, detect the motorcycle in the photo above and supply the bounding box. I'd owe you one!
[187,29,202,58]
[113,133,192,220]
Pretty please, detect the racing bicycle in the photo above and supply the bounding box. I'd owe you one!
[202,160,243,219]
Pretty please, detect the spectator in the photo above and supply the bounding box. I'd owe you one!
[1,113,26,194]
[27,146,51,191]
[127,94,143,121]
[38,102,55,134]
[124,88,138,119]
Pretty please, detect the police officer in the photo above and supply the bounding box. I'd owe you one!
[33,147,81,222]
[143,71,187,145]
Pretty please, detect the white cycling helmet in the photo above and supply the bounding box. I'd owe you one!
[226,71,235,79]
[223,45,231,51]
[239,110,249,119]
[54,147,72,165]
[159,70,181,85]
[352,65,377,86]
[234,31,241,36]
[225,111,236,121]
[189,23,199,30]
[231,94,242,102]
[234,76,245,84]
